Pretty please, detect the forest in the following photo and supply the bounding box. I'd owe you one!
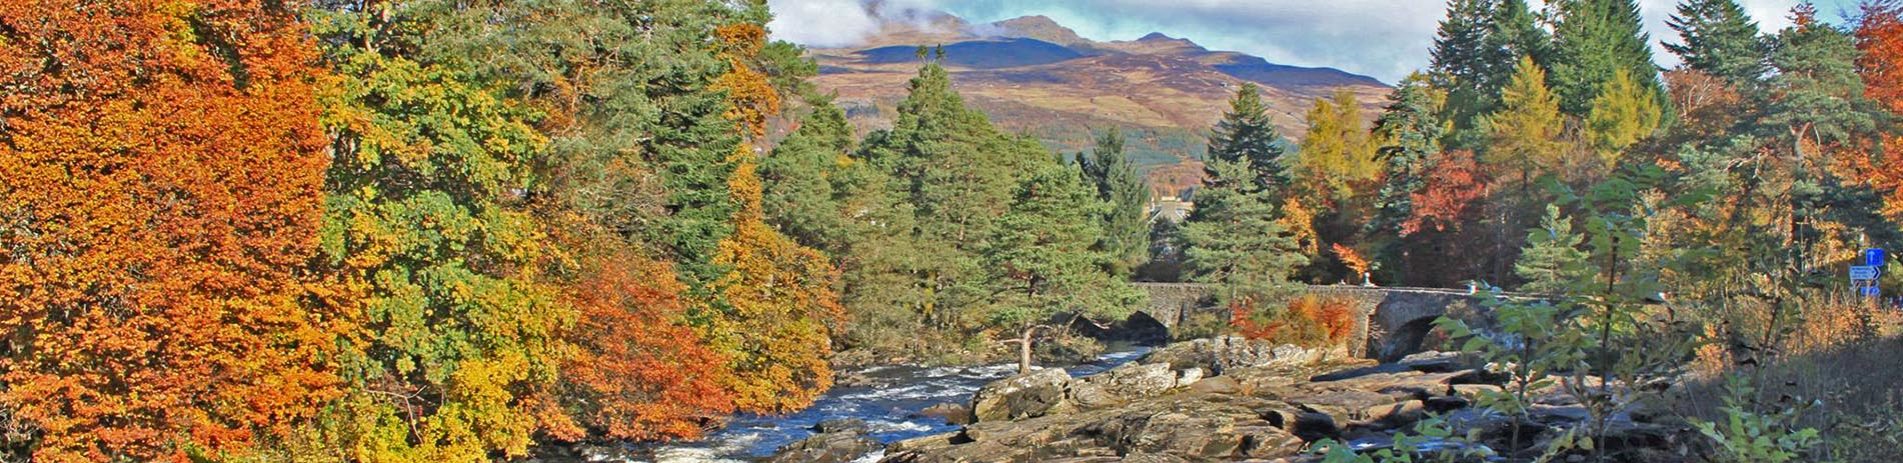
[2,0,1903,461]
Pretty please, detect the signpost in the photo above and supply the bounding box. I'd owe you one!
[1853,248,1885,299]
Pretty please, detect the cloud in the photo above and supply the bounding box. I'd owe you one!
[766,0,1856,84]
[766,0,880,47]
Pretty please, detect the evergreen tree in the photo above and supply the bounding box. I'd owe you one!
[1371,74,1449,232]
[1515,205,1591,293]
[986,164,1131,372]
[1666,0,1768,84]
[1369,74,1449,278]
[1486,0,1553,76]
[1205,83,1291,191]
[762,100,858,251]
[1432,0,1501,140]
[1759,5,1877,272]
[1486,56,1569,191]
[1181,160,1309,304]
[1078,127,1151,277]
[1586,69,1665,167]
[1551,0,1665,115]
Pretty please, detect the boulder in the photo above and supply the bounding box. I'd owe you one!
[812,418,869,434]
[970,367,1073,422]
[1069,362,1177,408]
[914,402,972,425]
[1189,376,1242,395]
[1174,368,1204,387]
[768,429,879,463]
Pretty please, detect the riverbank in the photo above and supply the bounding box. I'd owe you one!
[774,336,1690,463]
[528,343,1154,462]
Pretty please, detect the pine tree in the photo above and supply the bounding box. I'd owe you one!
[1078,127,1151,277]
[762,100,858,251]
[1369,74,1449,279]
[1371,74,1449,232]
[1206,83,1291,192]
[1486,56,1569,191]
[1486,0,1553,76]
[986,164,1129,372]
[1181,160,1309,305]
[1586,69,1664,167]
[1666,0,1768,84]
[1516,205,1590,294]
[1551,0,1665,115]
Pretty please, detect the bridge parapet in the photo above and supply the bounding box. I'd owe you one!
[1129,283,1532,361]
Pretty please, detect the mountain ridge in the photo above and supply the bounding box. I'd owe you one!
[801,8,1391,195]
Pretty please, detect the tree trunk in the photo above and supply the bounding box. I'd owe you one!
[1018,327,1036,375]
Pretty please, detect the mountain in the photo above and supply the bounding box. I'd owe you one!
[801,9,1391,196]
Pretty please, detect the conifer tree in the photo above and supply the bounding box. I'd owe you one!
[1586,69,1665,167]
[1078,128,1152,277]
[1205,83,1291,191]
[1369,75,1449,278]
[1516,205,1591,293]
[1551,0,1665,114]
[1432,0,1502,139]
[1296,90,1382,209]
[1486,0,1553,77]
[1667,0,1768,84]
[1486,56,1569,191]
[1182,160,1308,305]
[1371,75,1449,232]
[986,164,1128,372]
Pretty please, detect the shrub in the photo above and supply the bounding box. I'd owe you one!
[1230,295,1357,347]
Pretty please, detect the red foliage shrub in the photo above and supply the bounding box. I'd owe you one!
[1230,295,1357,347]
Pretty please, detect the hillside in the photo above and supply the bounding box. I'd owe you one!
[804,9,1392,196]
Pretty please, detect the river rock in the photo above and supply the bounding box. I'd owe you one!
[769,429,880,463]
[970,367,1073,423]
[915,402,972,425]
[1141,336,1338,376]
[884,392,1308,462]
[812,418,869,434]
[1069,362,1177,408]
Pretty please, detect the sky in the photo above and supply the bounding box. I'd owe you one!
[767,0,1864,84]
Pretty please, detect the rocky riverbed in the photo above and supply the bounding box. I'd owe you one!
[773,336,1685,463]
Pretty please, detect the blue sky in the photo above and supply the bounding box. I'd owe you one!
[768,0,1863,84]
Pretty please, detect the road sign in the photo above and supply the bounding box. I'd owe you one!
[1866,248,1888,267]
[1864,286,1882,297]
[1851,265,1880,281]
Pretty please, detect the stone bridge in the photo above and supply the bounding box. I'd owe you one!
[1130,283,1519,361]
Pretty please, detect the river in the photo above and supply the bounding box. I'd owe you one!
[629,344,1151,462]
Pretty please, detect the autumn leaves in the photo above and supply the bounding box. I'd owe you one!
[0,1,838,461]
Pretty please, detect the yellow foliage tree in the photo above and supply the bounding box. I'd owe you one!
[1485,56,1568,190]
[1586,69,1663,168]
[708,155,846,413]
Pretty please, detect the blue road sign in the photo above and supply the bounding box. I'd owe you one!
[1866,248,1887,267]
[1851,265,1880,281]
[1864,286,1882,297]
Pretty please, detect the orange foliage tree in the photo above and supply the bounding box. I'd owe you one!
[0,0,337,460]
[1853,1,1903,221]
[542,242,737,441]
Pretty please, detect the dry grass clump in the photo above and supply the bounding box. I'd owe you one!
[1677,292,1903,462]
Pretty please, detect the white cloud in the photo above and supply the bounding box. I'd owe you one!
[766,0,881,47]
